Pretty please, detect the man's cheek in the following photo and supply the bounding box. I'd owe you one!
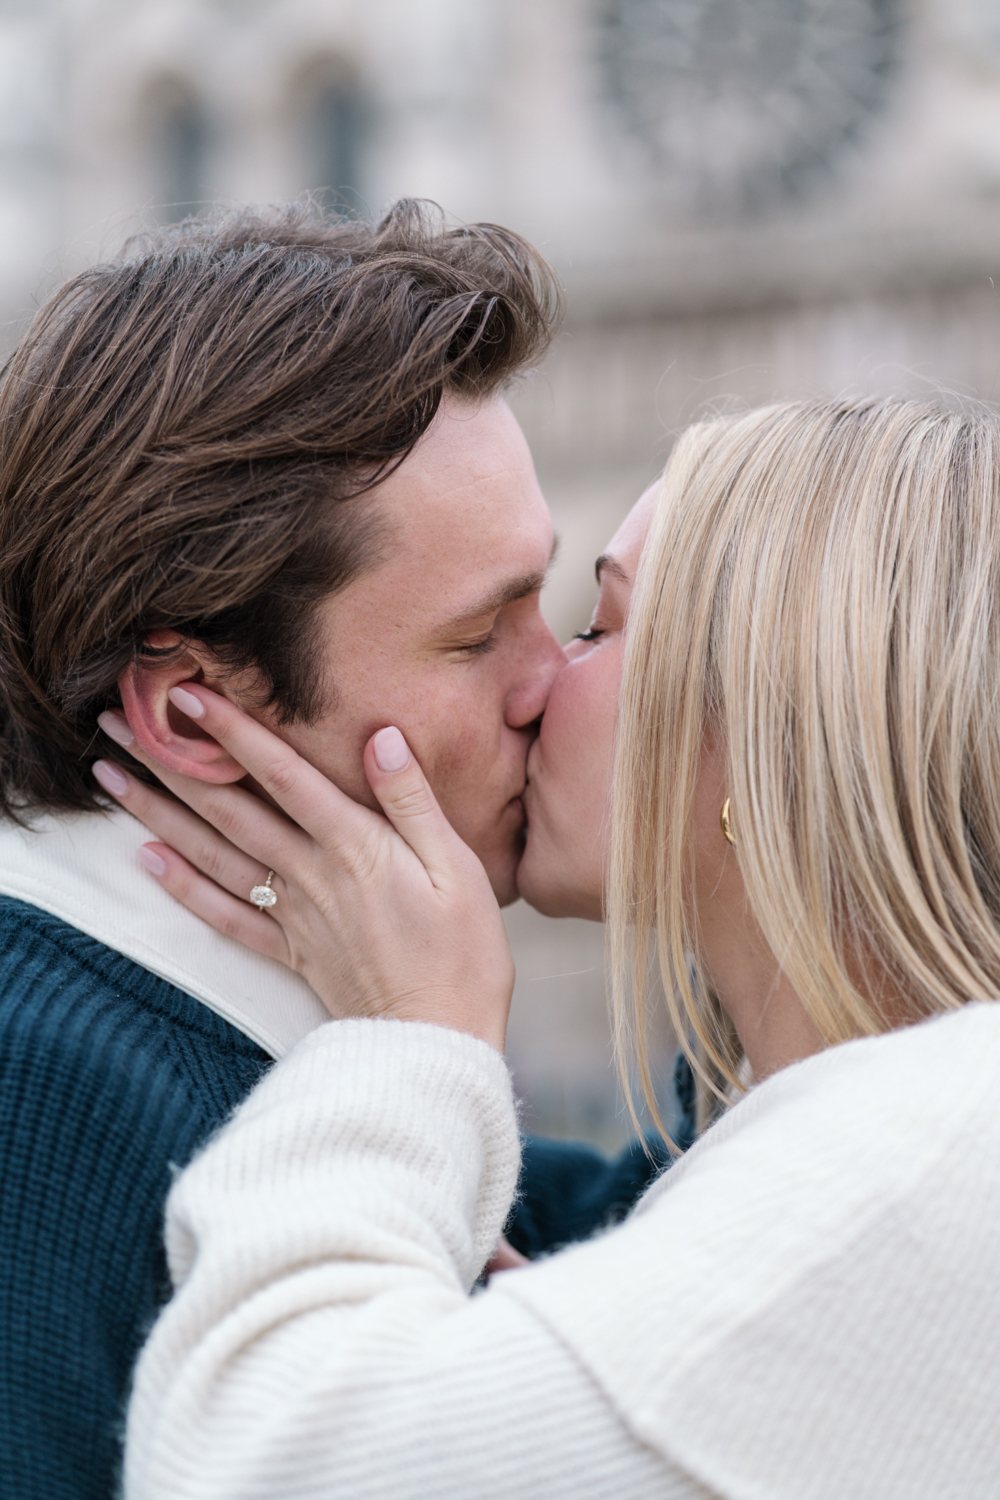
[276,718,377,809]
[425,731,493,834]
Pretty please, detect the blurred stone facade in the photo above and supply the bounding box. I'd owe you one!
[3,0,1000,1142]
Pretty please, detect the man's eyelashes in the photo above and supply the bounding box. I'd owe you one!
[455,634,498,656]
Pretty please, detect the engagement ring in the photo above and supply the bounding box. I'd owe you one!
[249,871,277,909]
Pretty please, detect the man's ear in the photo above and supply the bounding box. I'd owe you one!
[118,631,248,783]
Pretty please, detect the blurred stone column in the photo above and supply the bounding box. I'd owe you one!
[0,1,66,326]
[364,0,501,217]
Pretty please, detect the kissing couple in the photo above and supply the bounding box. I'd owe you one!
[2,203,998,1500]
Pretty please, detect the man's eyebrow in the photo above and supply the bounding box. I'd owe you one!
[438,536,560,633]
[595,553,629,585]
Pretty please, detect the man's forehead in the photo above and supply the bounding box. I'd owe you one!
[385,394,528,490]
[435,538,559,633]
[352,394,555,629]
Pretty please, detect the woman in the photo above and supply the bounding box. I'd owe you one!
[109,397,1000,1498]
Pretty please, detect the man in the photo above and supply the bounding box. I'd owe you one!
[0,203,683,1500]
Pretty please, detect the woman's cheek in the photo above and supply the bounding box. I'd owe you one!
[561,643,621,811]
[540,655,596,773]
[592,640,625,810]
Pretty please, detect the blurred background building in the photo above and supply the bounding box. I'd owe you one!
[3,0,1000,1145]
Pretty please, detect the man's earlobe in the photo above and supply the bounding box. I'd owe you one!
[118,636,247,783]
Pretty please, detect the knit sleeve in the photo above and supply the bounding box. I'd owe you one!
[0,942,210,1500]
[125,1018,703,1500]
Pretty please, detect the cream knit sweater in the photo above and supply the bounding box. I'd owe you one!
[126,1003,1000,1500]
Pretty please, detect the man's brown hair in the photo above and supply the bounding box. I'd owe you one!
[0,200,561,819]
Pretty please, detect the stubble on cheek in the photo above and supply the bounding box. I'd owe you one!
[424,717,524,903]
[428,714,526,865]
[422,724,490,843]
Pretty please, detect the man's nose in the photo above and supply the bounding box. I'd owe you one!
[504,619,567,729]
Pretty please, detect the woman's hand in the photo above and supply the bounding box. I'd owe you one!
[92,686,514,1051]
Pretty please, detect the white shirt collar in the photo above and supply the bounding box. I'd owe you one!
[0,805,330,1058]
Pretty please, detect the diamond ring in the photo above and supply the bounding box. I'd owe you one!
[249,870,277,909]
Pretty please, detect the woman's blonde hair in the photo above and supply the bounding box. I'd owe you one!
[609,396,1000,1137]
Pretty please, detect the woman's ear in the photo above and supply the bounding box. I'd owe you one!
[118,631,247,782]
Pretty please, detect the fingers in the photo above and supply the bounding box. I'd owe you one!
[137,842,291,964]
[98,701,474,905]
[363,726,474,889]
[96,706,312,879]
[92,759,267,901]
[162,685,375,848]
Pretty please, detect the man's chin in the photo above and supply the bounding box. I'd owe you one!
[485,859,520,908]
[476,800,528,907]
[477,832,523,908]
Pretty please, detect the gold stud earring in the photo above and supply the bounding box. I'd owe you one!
[720,797,736,846]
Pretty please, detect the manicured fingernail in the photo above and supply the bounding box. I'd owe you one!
[138,845,167,877]
[167,685,205,720]
[92,759,129,796]
[97,710,134,747]
[373,726,410,773]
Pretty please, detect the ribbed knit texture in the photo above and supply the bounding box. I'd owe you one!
[0,896,272,1500]
[0,890,678,1500]
[127,1018,684,1500]
[128,1003,1000,1500]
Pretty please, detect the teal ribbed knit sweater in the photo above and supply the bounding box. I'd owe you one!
[0,895,273,1499]
[0,893,688,1498]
